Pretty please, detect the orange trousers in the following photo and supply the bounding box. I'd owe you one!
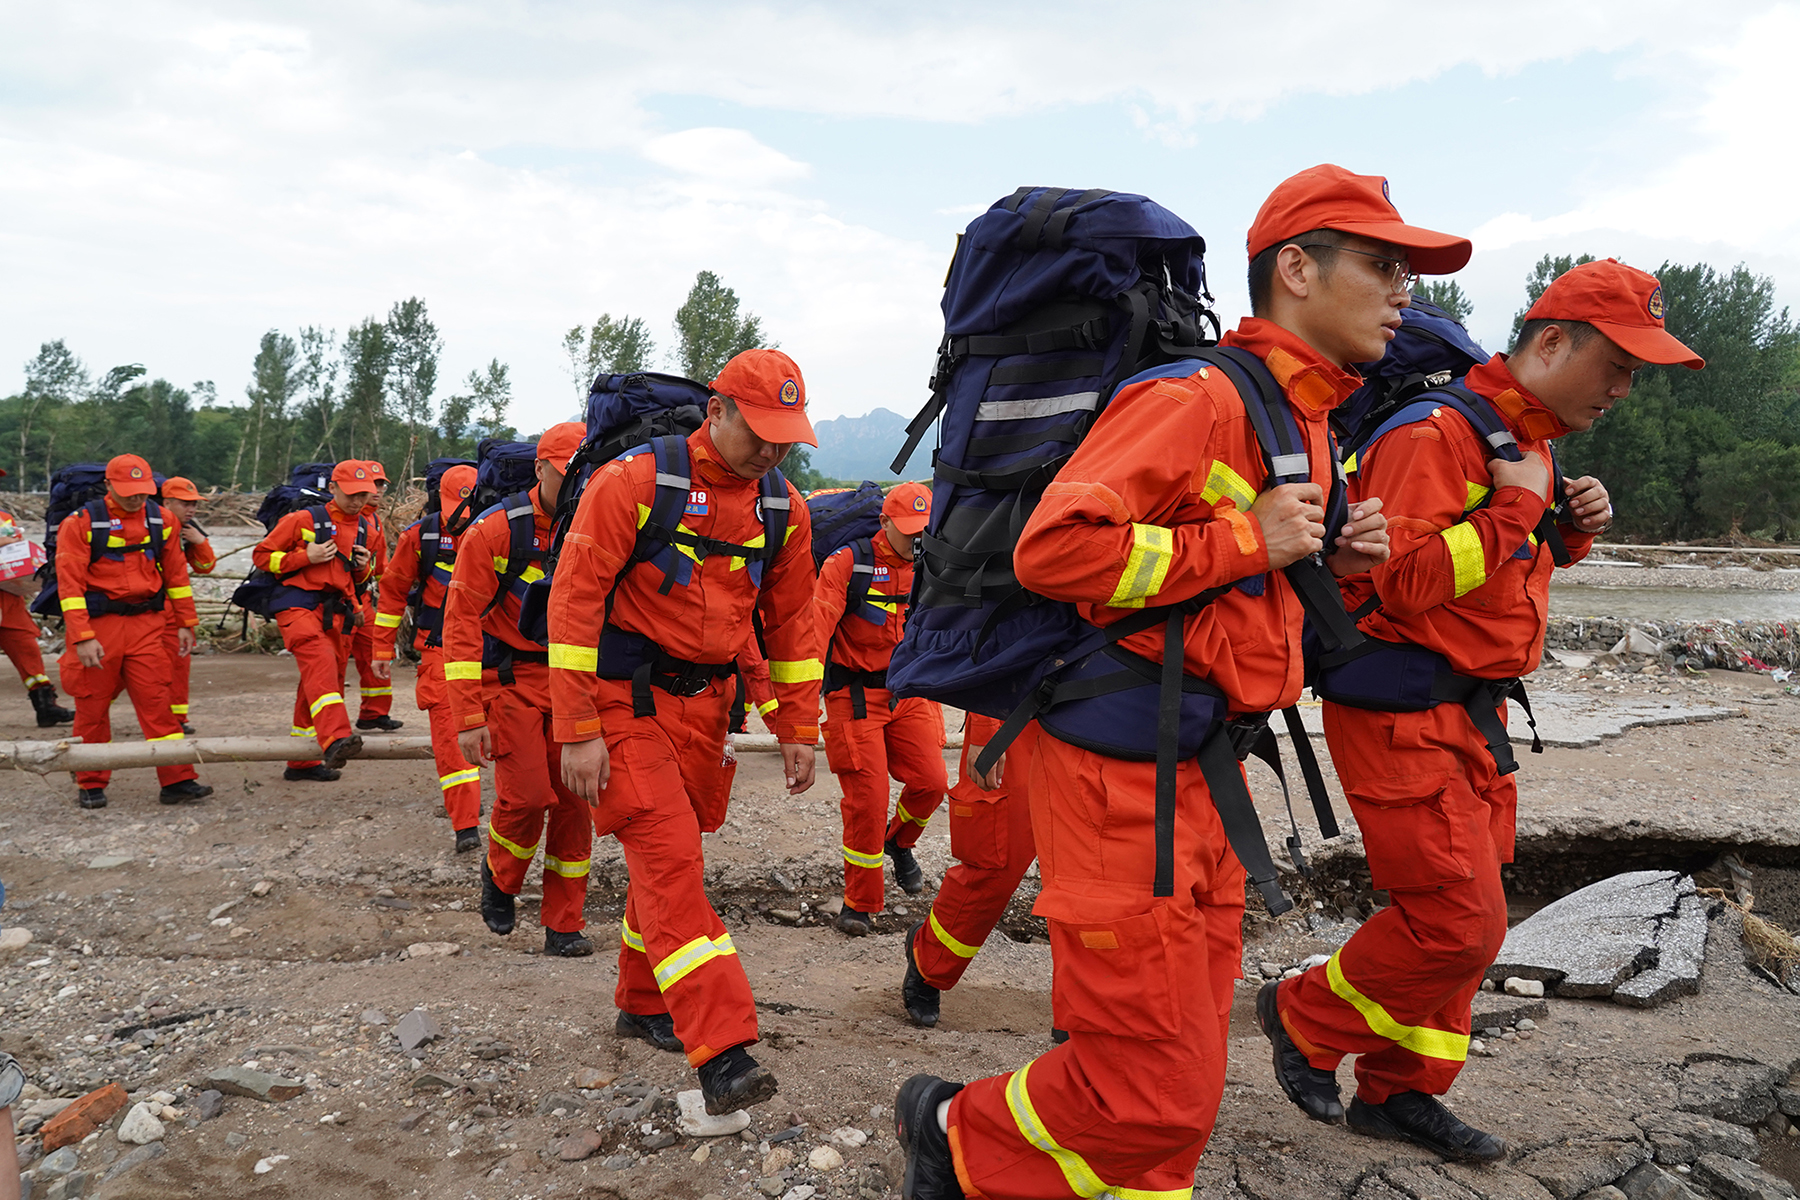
[913,724,1038,991]
[596,676,750,1068]
[59,612,197,790]
[1277,701,1514,1103]
[0,593,50,690]
[350,595,391,719]
[822,690,947,913]
[414,648,481,829]
[162,613,192,722]
[947,732,1246,1199]
[485,662,591,933]
[276,604,353,769]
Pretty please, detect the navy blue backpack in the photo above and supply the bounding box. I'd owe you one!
[253,462,334,531]
[806,481,885,568]
[32,462,169,617]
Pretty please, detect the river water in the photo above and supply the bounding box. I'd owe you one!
[1550,584,1800,622]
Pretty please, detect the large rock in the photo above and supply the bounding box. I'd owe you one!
[1636,1109,1761,1164]
[40,1082,128,1151]
[205,1065,306,1102]
[1617,1162,1705,1200]
[1516,1140,1649,1200]
[100,1141,165,1184]
[396,1009,442,1052]
[1676,1058,1785,1126]
[1689,1153,1798,1200]
[1489,872,1707,1004]
[115,1102,164,1144]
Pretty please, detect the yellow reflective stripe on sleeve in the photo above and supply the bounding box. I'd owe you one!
[520,565,545,585]
[768,659,823,683]
[842,844,885,870]
[300,526,317,543]
[267,550,286,573]
[549,643,598,672]
[489,827,539,862]
[1106,522,1174,609]
[542,854,591,878]
[439,768,481,790]
[620,918,646,953]
[756,698,779,716]
[360,686,393,697]
[491,555,510,573]
[60,596,87,613]
[1463,480,1492,511]
[147,731,185,742]
[374,611,404,628]
[1439,523,1486,598]
[894,800,930,828]
[1199,460,1256,511]
[653,933,738,991]
[308,691,345,717]
[1325,950,1468,1063]
[445,661,482,681]
[1004,1061,1191,1199]
[166,586,193,600]
[929,909,981,959]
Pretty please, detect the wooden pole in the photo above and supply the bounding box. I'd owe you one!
[0,735,435,776]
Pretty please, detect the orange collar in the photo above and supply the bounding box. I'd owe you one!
[1220,318,1364,418]
[872,531,911,569]
[1465,355,1571,443]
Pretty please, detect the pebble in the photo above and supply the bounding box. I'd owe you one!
[1517,1018,1538,1031]
[402,941,460,960]
[571,1067,617,1089]
[1281,968,1302,980]
[87,855,133,870]
[396,1010,443,1052]
[116,1102,165,1144]
[767,1125,805,1144]
[757,1179,786,1197]
[1480,978,1496,991]
[39,1147,79,1176]
[556,1131,604,1161]
[1298,953,1329,971]
[782,1186,817,1200]
[1503,976,1545,998]
[250,880,274,897]
[644,1130,679,1151]
[1258,961,1282,978]
[601,1153,635,1170]
[691,1143,711,1163]
[360,1009,388,1026]
[763,1146,795,1173]
[809,1145,844,1171]
[769,910,801,925]
[224,1132,248,1148]
[830,1126,868,1148]
[0,927,33,951]
[253,1155,290,1174]
[676,1089,750,1137]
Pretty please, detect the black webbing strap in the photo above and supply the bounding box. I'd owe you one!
[1281,704,1340,839]
[1422,385,1574,569]
[1197,722,1294,916]
[1428,673,1540,775]
[1041,189,1109,250]
[1153,607,1183,897]
[1230,717,1311,883]
[1015,187,1069,250]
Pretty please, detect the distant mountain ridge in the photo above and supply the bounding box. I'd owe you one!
[809,406,932,483]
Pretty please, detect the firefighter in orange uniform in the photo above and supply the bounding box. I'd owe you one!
[896,166,1439,1199]
[900,713,1038,1028]
[550,349,822,1117]
[445,424,596,955]
[55,454,213,810]
[815,481,946,936]
[352,461,401,732]
[374,465,483,853]
[254,460,378,780]
[158,477,214,734]
[1269,259,1692,1161]
[0,481,75,729]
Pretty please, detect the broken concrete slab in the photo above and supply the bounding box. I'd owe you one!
[1470,996,1549,1030]
[1378,1164,1482,1199]
[1286,690,1737,750]
[1515,1140,1649,1200]
[1689,1152,1798,1200]
[1439,1163,1557,1200]
[1636,1108,1761,1164]
[1677,1057,1785,1126]
[1488,872,1706,1003]
[1617,1162,1705,1200]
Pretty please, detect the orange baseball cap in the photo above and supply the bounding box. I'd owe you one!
[366,461,389,484]
[535,422,587,471]
[1248,164,1472,275]
[330,460,378,494]
[883,481,932,535]
[1522,259,1704,369]
[106,454,157,496]
[711,349,817,447]
[162,477,202,502]
[438,464,477,514]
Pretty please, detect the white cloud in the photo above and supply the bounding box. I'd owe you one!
[642,128,811,186]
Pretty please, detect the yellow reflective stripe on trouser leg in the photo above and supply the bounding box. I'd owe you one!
[24,674,49,688]
[309,691,345,717]
[653,933,738,991]
[1325,950,1469,1062]
[928,908,980,959]
[170,703,189,715]
[1004,1060,1192,1199]
[1439,523,1486,598]
[147,731,186,742]
[894,800,930,828]
[542,854,590,878]
[360,685,393,697]
[842,844,884,870]
[439,768,480,791]
[1106,522,1174,608]
[620,918,646,954]
[290,724,315,738]
[489,827,540,861]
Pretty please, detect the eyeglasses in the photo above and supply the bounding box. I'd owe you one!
[1297,244,1418,295]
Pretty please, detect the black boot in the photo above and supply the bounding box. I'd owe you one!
[697,1045,777,1116]
[480,857,515,935]
[1347,1090,1507,1162]
[837,906,873,937]
[159,780,214,805]
[283,765,341,782]
[1257,980,1345,1123]
[453,827,480,854]
[321,734,364,770]
[886,838,925,894]
[356,714,404,732]
[895,1074,965,1199]
[77,788,107,809]
[616,1010,684,1053]
[902,922,941,1028]
[544,929,594,957]
[30,686,74,728]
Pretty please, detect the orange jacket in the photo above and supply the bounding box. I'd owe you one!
[547,424,821,745]
[182,535,216,575]
[737,638,778,720]
[812,531,912,676]
[1013,318,1358,716]
[370,521,456,659]
[1338,354,1593,678]
[442,484,553,729]
[252,501,376,602]
[56,498,198,642]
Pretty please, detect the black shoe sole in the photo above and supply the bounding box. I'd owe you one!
[896,1074,964,1200]
[544,935,595,957]
[322,734,364,770]
[702,1063,778,1116]
[77,795,107,810]
[902,922,941,1028]
[885,841,925,894]
[615,1012,684,1053]
[1257,980,1344,1124]
[1346,1097,1506,1163]
[159,784,214,805]
[480,859,516,936]
[283,767,341,782]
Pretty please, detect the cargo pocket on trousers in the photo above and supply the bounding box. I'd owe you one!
[822,720,860,775]
[1043,906,1182,1040]
[947,792,1008,872]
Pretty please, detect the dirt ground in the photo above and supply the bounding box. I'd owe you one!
[1,652,1798,1199]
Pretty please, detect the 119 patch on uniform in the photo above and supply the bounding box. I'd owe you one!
[685,489,709,516]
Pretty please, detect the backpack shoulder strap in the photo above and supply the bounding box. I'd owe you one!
[145,500,166,566]
[845,536,877,616]
[84,498,110,563]
[483,491,544,616]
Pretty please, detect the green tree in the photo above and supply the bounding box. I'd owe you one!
[18,341,90,490]
[1696,440,1800,541]
[674,271,767,381]
[340,318,391,461]
[1417,280,1472,323]
[563,314,656,398]
[238,330,298,490]
[295,326,340,462]
[441,359,514,452]
[387,297,442,482]
[1648,261,1798,442]
[1508,253,1598,345]
[780,446,834,492]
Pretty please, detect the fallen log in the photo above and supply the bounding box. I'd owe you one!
[0,735,435,776]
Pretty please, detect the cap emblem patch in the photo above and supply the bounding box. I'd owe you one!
[458,485,472,499]
[779,379,799,407]
[911,495,927,513]
[1647,285,1665,321]
[129,467,143,479]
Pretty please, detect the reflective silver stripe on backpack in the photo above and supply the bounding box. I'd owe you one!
[761,495,790,510]
[974,391,1100,422]
[654,472,689,489]
[1269,453,1310,478]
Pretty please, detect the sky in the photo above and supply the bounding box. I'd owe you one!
[4,0,1799,441]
